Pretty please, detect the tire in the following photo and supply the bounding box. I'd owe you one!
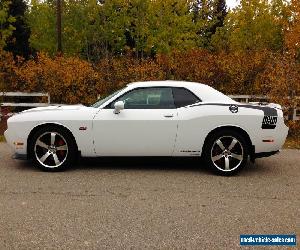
[203,129,249,176]
[29,125,77,171]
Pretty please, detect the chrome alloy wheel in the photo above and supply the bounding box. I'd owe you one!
[210,136,244,172]
[34,132,68,168]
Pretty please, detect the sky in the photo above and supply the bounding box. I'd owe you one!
[226,0,240,9]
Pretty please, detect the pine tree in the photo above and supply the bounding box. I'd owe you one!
[4,0,31,58]
[191,0,227,48]
[209,0,227,35]
[0,0,15,49]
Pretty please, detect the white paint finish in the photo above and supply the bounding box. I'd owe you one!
[5,105,97,157]
[4,81,289,160]
[173,104,262,156]
[93,108,178,156]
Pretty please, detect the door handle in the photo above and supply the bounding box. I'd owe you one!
[164,114,174,118]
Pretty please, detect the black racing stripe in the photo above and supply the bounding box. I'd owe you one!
[238,104,277,116]
[189,103,278,117]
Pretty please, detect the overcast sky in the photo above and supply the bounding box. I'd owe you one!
[226,0,240,9]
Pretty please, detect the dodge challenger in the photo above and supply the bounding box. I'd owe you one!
[4,81,289,175]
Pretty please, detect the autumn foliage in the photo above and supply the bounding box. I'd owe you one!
[0,48,298,107]
[13,53,99,104]
[1,47,300,138]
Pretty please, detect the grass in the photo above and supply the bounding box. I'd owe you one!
[0,135,5,142]
[283,136,300,149]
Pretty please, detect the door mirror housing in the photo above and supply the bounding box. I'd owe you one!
[114,101,124,114]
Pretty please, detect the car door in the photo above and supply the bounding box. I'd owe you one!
[93,87,178,156]
[171,87,203,156]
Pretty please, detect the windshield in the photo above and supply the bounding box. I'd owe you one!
[91,88,125,108]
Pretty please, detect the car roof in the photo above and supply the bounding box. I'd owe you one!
[128,80,206,88]
[127,80,235,103]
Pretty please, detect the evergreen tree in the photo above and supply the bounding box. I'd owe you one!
[210,0,227,35]
[5,0,31,58]
[0,0,15,49]
[191,0,227,48]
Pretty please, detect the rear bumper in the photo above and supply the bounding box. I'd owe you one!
[250,146,280,162]
[254,150,280,159]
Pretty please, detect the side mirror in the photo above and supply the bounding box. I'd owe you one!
[114,101,124,114]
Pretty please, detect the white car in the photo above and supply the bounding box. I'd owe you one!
[4,81,289,175]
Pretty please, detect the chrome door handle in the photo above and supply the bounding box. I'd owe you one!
[164,114,174,118]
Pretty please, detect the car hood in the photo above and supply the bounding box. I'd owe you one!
[21,104,85,113]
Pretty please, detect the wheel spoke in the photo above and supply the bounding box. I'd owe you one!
[56,145,67,151]
[212,154,223,162]
[50,132,56,145]
[40,151,51,163]
[52,153,60,165]
[36,139,49,149]
[231,153,243,161]
[216,139,225,151]
[224,157,230,170]
[228,138,238,151]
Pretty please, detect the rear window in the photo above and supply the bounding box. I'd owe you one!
[172,88,201,108]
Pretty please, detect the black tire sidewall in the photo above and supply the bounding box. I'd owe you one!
[203,129,249,176]
[29,126,76,171]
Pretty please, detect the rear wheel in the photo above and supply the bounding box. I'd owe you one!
[203,129,249,175]
[29,126,76,171]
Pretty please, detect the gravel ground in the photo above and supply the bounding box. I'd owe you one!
[0,143,299,250]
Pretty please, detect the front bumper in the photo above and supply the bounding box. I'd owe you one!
[4,129,27,156]
[12,153,27,160]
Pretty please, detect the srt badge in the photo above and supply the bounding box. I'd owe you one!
[229,105,239,113]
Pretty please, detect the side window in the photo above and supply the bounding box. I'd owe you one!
[109,87,175,109]
[172,88,201,108]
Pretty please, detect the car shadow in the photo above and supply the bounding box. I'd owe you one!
[76,157,275,176]
[13,156,270,176]
[74,157,211,173]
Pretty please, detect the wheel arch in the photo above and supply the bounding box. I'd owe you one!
[27,122,79,159]
[202,125,254,157]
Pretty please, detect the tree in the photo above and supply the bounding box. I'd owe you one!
[148,0,197,54]
[62,0,100,58]
[4,0,31,58]
[284,0,300,58]
[258,53,300,120]
[209,0,227,35]
[125,0,150,58]
[191,0,227,48]
[27,0,57,55]
[0,0,15,49]
[87,0,130,60]
[212,0,286,51]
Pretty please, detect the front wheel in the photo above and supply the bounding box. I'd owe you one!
[203,129,249,175]
[29,126,76,171]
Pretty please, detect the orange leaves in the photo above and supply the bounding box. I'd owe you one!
[0,49,17,91]
[0,48,299,118]
[257,53,300,119]
[13,53,99,104]
[284,0,300,56]
[95,57,167,95]
[156,49,217,85]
